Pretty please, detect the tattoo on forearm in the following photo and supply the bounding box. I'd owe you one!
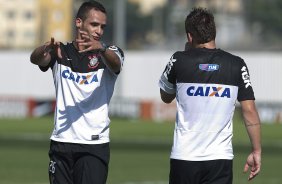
[246,123,261,127]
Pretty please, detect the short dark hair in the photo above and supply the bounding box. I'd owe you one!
[185,7,216,44]
[76,1,106,21]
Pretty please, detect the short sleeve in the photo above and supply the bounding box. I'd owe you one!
[158,54,177,94]
[237,59,255,101]
[107,45,124,74]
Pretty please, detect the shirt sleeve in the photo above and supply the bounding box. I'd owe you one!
[158,54,177,94]
[237,59,255,101]
[107,45,124,75]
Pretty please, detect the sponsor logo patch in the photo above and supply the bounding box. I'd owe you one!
[199,64,219,71]
[187,85,231,98]
[241,66,252,88]
[164,55,176,79]
[62,69,98,85]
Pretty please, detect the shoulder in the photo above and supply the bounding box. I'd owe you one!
[220,49,244,62]
[173,51,185,57]
[56,42,73,56]
[59,42,72,51]
[217,49,247,69]
[169,51,184,62]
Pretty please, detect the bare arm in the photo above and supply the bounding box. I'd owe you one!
[160,89,176,104]
[100,48,122,73]
[30,37,61,67]
[240,100,261,181]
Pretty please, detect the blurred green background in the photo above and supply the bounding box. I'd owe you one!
[0,115,281,184]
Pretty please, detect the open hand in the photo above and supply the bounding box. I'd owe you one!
[76,30,103,53]
[243,152,261,181]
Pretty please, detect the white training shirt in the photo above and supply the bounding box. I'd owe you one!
[159,48,255,161]
[40,42,124,144]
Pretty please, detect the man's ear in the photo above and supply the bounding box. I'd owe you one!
[187,33,193,43]
[75,18,82,28]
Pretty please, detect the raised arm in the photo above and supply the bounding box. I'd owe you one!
[76,30,122,73]
[30,37,61,67]
[240,100,261,181]
[100,46,122,73]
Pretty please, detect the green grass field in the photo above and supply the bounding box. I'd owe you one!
[0,116,281,184]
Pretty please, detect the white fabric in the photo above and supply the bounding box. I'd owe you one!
[49,46,123,144]
[159,79,238,161]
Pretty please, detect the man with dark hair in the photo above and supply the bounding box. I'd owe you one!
[30,1,124,184]
[159,7,261,184]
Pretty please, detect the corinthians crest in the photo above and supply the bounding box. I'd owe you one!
[88,54,99,69]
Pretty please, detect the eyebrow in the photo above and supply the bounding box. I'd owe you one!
[90,21,106,27]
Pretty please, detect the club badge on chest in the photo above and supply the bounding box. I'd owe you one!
[88,54,99,69]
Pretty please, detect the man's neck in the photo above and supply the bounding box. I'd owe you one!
[195,40,216,49]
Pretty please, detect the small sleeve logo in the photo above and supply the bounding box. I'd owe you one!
[241,66,252,88]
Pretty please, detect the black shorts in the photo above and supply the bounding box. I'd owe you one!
[169,159,233,184]
[48,140,110,184]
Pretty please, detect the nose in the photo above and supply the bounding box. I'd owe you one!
[96,26,103,36]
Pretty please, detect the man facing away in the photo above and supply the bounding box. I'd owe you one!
[159,8,261,184]
[30,1,124,184]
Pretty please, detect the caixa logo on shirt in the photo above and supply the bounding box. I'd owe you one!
[187,86,231,98]
[62,70,98,84]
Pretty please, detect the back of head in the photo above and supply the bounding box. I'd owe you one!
[76,1,106,21]
[185,8,216,44]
